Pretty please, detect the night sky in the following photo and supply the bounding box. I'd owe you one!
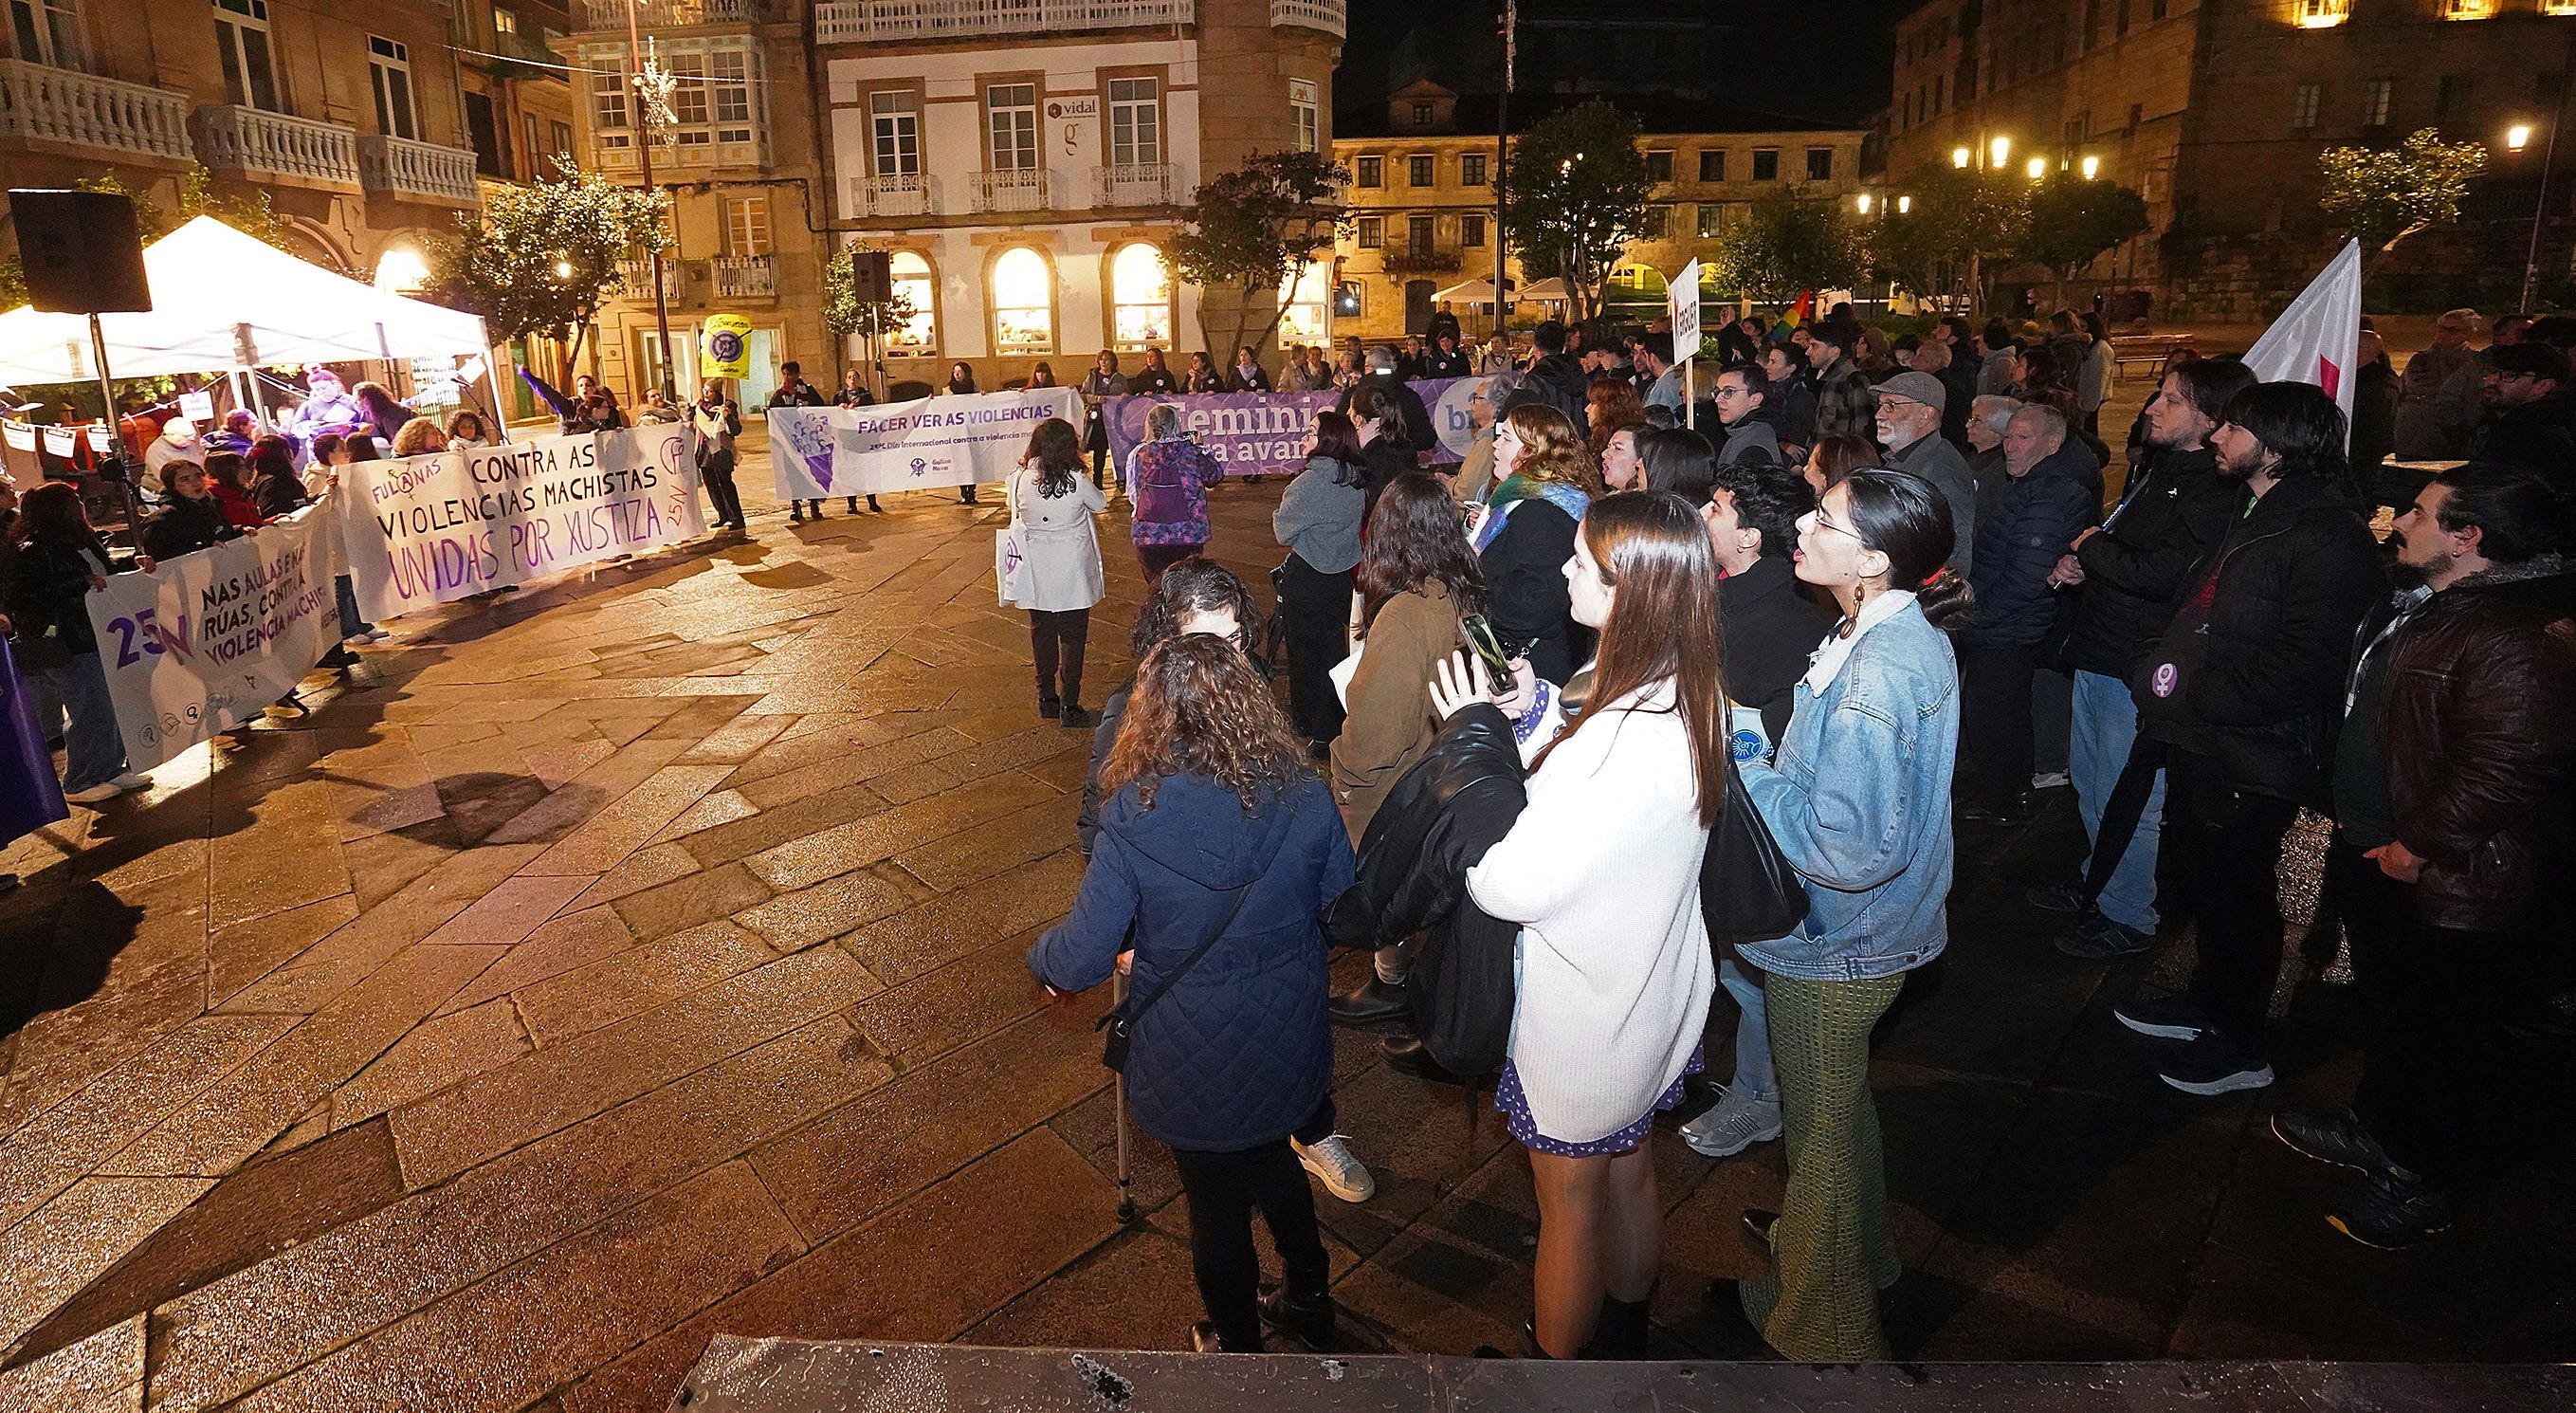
[1339,0,1914,127]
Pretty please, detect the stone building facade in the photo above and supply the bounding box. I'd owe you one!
[815,0,1344,395]
[1333,83,1865,342]
[1888,0,2576,316]
[0,0,500,292]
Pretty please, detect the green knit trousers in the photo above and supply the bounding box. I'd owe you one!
[1741,971,1905,1361]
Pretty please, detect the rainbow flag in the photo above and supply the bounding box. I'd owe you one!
[1779,290,1814,330]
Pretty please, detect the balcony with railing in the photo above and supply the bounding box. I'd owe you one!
[711,253,776,300]
[972,167,1053,212]
[1093,162,1178,207]
[0,60,193,162]
[359,134,481,205]
[575,0,758,30]
[1270,0,1343,38]
[618,257,691,305]
[815,0,1189,45]
[849,172,936,218]
[192,105,361,189]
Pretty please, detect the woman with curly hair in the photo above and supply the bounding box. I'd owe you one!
[1029,632,1356,1355]
[1471,403,1599,686]
[390,416,448,459]
[1584,376,1646,464]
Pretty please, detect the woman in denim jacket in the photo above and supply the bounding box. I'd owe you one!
[1717,468,1967,1362]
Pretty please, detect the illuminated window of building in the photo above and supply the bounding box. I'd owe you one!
[1290,78,1319,152]
[888,251,936,354]
[991,247,1053,354]
[1276,261,1332,345]
[2547,0,2576,13]
[1109,243,1172,351]
[2436,0,2491,20]
[2293,0,2348,28]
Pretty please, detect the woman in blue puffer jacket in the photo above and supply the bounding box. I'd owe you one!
[1029,633,1355,1355]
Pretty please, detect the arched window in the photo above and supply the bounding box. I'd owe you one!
[887,250,936,355]
[991,247,1054,355]
[1109,242,1172,350]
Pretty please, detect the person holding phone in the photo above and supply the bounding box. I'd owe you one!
[1326,473,1488,1027]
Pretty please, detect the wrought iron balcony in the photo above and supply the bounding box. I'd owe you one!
[618,256,690,304]
[1094,162,1178,207]
[192,104,361,189]
[575,0,758,31]
[972,167,1052,212]
[358,134,480,205]
[849,172,935,217]
[0,59,193,162]
[815,0,1189,45]
[711,253,776,300]
[1270,0,1344,38]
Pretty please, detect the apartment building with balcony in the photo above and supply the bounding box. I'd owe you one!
[458,2,580,189]
[1334,83,1863,341]
[567,0,827,408]
[818,0,1345,391]
[1887,2,2576,316]
[0,0,487,299]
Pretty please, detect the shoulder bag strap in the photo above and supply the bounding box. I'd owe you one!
[1100,817,1294,1035]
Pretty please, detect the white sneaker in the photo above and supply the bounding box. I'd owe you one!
[1291,1133,1376,1203]
[64,782,121,803]
[1678,1086,1783,1159]
[108,773,151,793]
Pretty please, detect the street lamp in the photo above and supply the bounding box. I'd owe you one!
[1990,136,2012,168]
[624,0,678,401]
[555,258,575,280]
[1856,193,1873,214]
[2080,155,2101,180]
[2026,156,2049,180]
[1896,194,1912,214]
[1953,145,1973,169]
[2509,122,2534,152]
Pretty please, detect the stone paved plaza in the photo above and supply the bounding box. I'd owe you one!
[1,454,2569,1411]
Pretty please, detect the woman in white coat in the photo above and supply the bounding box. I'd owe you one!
[1430,490,1729,1360]
[1011,418,1108,728]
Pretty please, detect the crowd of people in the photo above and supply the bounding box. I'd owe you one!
[1011,302,2575,1365]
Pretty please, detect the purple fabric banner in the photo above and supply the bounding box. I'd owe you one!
[0,635,69,845]
[1105,376,1499,475]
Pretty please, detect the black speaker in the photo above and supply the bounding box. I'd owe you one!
[849,249,893,304]
[10,189,152,314]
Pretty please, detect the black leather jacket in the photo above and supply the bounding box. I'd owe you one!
[1323,705,1526,1075]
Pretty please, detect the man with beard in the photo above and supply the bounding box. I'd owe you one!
[2470,340,2576,469]
[2041,358,2258,958]
[2111,382,2384,1097]
[2271,463,2574,1248]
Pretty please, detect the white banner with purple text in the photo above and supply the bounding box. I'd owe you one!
[342,425,703,619]
[84,502,344,771]
[767,388,1081,499]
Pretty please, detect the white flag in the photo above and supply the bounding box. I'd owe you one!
[2242,239,2363,440]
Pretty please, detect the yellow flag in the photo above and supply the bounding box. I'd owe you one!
[700,314,753,379]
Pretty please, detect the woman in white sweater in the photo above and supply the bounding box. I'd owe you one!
[1431,490,1727,1360]
[1008,418,1108,727]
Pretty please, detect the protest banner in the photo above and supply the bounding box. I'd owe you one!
[1103,376,1495,474]
[767,388,1080,499]
[342,424,703,620]
[84,503,343,771]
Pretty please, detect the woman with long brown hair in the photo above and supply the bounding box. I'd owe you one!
[1325,472,1488,1027]
[1801,430,1877,500]
[1433,489,1727,1359]
[1470,403,1598,686]
[1008,417,1107,726]
[1584,376,1646,463]
[1029,633,1355,1355]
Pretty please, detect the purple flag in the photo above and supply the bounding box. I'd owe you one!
[0,636,68,845]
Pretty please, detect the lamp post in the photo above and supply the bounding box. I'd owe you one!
[625,0,677,401]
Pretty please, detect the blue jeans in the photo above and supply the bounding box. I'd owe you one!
[1720,957,1778,1102]
[2070,669,2164,931]
[336,575,373,638]
[40,649,128,793]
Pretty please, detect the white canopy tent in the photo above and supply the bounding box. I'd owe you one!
[0,216,490,385]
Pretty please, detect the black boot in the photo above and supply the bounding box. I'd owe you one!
[1037,688,1062,721]
[1583,1292,1653,1360]
[1329,975,1411,1025]
[868,494,883,512]
[1257,1286,1334,1351]
[846,496,861,514]
[1380,1035,1470,1086]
